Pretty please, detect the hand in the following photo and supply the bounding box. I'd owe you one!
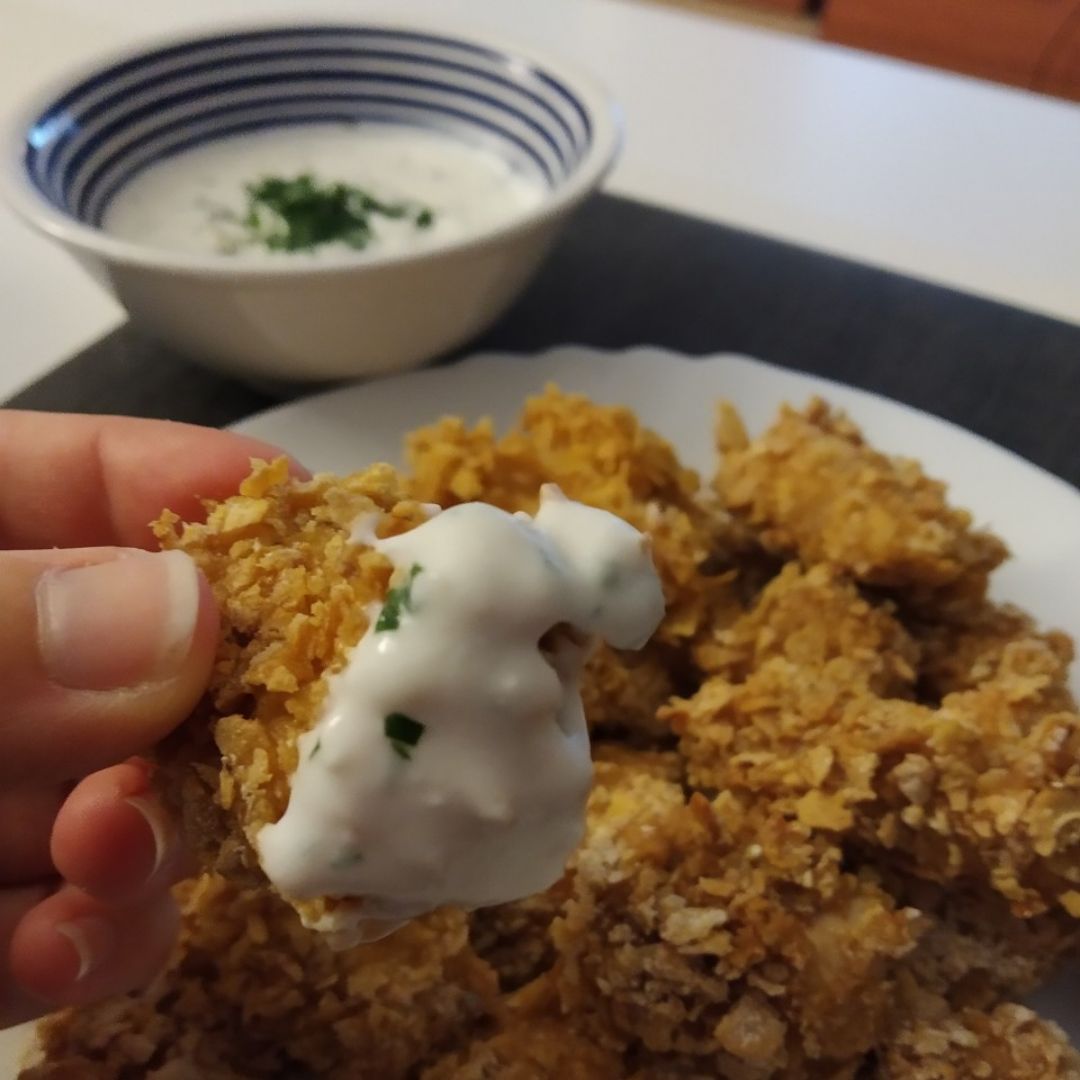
[0,410,306,1029]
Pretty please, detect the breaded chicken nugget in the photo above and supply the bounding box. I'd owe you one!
[912,597,1075,702]
[152,457,432,932]
[421,975,627,1079]
[470,749,684,991]
[23,874,497,1079]
[719,400,1008,613]
[880,873,1080,1012]
[692,562,920,696]
[881,1004,1080,1079]
[670,638,1080,918]
[551,768,919,1075]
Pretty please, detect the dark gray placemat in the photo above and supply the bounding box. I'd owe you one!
[7,193,1080,487]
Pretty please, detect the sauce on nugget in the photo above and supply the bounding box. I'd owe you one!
[257,484,665,941]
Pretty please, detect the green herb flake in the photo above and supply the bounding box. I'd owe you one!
[385,711,426,760]
[330,850,364,869]
[600,562,622,589]
[237,174,436,254]
[308,738,322,760]
[375,564,423,632]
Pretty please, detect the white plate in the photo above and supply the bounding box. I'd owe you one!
[5,346,1078,1073]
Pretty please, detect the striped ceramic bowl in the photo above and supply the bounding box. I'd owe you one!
[2,23,620,382]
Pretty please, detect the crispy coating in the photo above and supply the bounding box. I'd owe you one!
[22,874,496,1079]
[870,870,1080,1015]
[468,885,568,993]
[692,562,921,696]
[591,741,685,784]
[912,598,1075,702]
[719,399,1008,611]
[152,457,431,932]
[670,632,1080,918]
[421,976,628,1079]
[880,1004,1080,1079]
[470,749,685,992]
[27,389,1080,1076]
[421,1017,625,1080]
[551,766,919,1075]
[580,640,682,739]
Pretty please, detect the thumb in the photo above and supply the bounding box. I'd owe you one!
[0,548,216,784]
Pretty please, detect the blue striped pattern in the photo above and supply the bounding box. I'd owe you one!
[23,27,595,227]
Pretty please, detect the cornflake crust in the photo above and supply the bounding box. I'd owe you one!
[24,386,1080,1079]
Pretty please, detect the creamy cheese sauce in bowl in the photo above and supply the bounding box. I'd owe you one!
[3,23,620,381]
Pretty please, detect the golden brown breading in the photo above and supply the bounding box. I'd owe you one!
[623,1054,866,1080]
[421,976,628,1079]
[551,765,920,1075]
[692,561,920,696]
[718,399,1008,612]
[878,873,1080,1014]
[22,875,497,1080]
[152,457,432,932]
[470,750,685,992]
[880,1004,1080,1079]
[421,1019,625,1080]
[591,742,685,784]
[469,885,568,993]
[580,641,681,739]
[912,597,1076,703]
[669,631,1080,917]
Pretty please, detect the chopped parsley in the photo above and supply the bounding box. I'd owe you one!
[330,850,364,869]
[375,564,423,632]
[308,738,322,760]
[600,562,622,589]
[385,712,425,760]
[237,174,436,253]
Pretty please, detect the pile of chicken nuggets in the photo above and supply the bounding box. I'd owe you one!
[24,388,1080,1078]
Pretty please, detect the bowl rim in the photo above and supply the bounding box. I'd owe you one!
[0,16,622,281]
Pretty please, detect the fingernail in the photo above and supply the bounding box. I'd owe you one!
[37,550,201,691]
[54,916,114,982]
[124,795,170,880]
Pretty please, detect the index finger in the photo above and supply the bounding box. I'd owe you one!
[0,410,307,550]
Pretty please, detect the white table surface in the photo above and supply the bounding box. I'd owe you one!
[2,0,1079,404]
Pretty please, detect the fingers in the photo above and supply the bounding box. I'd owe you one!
[0,547,218,785]
[0,886,52,1029]
[0,410,309,550]
[1,765,186,1027]
[8,885,178,1016]
[51,762,187,905]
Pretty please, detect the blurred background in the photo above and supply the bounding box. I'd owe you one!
[652,0,1080,101]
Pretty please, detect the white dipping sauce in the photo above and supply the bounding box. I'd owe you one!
[258,486,665,940]
[103,123,546,258]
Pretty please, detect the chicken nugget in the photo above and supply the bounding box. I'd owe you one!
[719,400,1007,615]
[881,1004,1080,1079]
[154,455,665,943]
[24,874,497,1079]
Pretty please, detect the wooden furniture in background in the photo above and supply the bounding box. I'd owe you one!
[822,0,1080,100]
[747,0,810,10]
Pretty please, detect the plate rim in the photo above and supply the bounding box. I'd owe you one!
[235,344,1080,502]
